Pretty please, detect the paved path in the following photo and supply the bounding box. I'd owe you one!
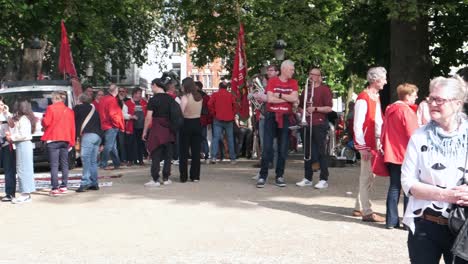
[1,157,408,264]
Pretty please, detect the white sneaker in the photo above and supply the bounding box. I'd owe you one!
[144,180,161,187]
[159,161,164,166]
[296,178,313,187]
[252,173,260,180]
[11,194,32,204]
[163,179,172,185]
[172,160,179,165]
[314,180,328,189]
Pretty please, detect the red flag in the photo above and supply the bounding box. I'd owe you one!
[58,20,77,77]
[231,23,249,119]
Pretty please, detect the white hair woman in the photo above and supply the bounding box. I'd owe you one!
[401,76,468,263]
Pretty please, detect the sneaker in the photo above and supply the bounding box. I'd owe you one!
[144,180,161,187]
[296,178,313,187]
[210,159,216,164]
[58,187,68,194]
[160,161,164,166]
[230,160,237,165]
[49,189,62,197]
[163,179,172,185]
[314,180,328,189]
[1,195,14,202]
[172,160,179,165]
[88,185,100,191]
[256,178,266,188]
[193,179,199,182]
[252,173,260,180]
[75,186,89,193]
[275,177,286,187]
[11,194,32,204]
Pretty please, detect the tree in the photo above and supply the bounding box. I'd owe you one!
[165,0,347,93]
[0,0,168,82]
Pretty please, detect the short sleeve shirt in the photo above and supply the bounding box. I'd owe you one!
[147,93,173,118]
[265,77,298,113]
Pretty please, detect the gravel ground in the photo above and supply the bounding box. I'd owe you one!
[0,157,408,264]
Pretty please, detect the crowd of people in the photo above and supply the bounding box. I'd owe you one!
[1,60,467,263]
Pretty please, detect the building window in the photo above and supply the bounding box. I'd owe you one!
[172,63,181,80]
[172,42,179,54]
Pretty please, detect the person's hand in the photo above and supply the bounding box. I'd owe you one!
[359,149,372,161]
[142,132,147,141]
[452,185,468,206]
[7,117,14,128]
[133,115,138,120]
[376,138,384,155]
[306,106,313,114]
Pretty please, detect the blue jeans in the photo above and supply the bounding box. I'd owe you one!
[259,112,289,179]
[47,141,69,190]
[15,141,35,193]
[211,119,236,160]
[386,163,408,228]
[100,128,121,168]
[1,145,16,196]
[80,133,101,187]
[201,125,209,159]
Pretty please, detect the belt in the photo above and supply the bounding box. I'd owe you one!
[422,212,448,225]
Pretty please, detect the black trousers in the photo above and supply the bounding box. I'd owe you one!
[126,128,145,164]
[179,118,202,182]
[150,143,173,182]
[303,123,329,181]
[1,145,16,196]
[408,218,468,264]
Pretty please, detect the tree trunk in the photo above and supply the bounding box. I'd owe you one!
[389,16,432,102]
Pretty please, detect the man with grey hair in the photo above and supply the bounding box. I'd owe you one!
[352,66,386,222]
[98,83,124,170]
[256,59,299,188]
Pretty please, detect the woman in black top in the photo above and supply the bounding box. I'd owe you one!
[74,93,103,192]
[142,78,177,187]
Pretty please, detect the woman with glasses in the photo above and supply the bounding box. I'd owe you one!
[401,76,468,263]
[381,83,419,229]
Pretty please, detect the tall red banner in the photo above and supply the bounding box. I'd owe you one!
[231,24,249,119]
[58,20,77,78]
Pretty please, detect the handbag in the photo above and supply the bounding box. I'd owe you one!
[75,104,96,151]
[371,149,389,177]
[450,135,468,260]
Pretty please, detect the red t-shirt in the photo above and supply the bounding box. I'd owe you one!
[266,77,298,113]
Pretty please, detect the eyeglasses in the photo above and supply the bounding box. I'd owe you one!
[309,73,321,77]
[427,96,455,105]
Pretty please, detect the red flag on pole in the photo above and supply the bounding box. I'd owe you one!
[58,20,77,78]
[231,23,249,119]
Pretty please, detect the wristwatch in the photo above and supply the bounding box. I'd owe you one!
[315,107,318,112]
[279,93,282,99]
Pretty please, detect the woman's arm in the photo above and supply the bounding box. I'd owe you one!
[142,110,153,141]
[180,95,188,114]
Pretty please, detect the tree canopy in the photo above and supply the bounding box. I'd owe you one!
[0,0,168,81]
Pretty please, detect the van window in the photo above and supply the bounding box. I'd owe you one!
[1,91,69,113]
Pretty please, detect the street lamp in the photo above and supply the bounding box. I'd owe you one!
[30,37,42,80]
[273,37,287,61]
[86,62,94,77]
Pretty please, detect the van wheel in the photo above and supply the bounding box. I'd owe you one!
[68,149,76,170]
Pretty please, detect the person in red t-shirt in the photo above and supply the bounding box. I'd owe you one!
[256,60,299,188]
[208,82,237,164]
[98,84,124,170]
[296,68,333,189]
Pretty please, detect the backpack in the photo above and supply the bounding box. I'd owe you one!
[169,99,184,132]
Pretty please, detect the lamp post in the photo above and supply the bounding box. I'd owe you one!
[30,37,42,80]
[273,37,287,61]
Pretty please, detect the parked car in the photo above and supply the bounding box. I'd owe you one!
[0,80,77,169]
